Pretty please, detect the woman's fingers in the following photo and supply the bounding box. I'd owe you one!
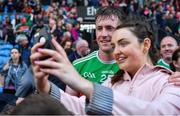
[31,39,69,64]
[35,60,64,78]
[32,65,47,79]
[34,59,61,69]
[51,39,68,58]
[30,52,45,64]
[31,42,46,64]
[31,41,45,54]
[36,48,63,62]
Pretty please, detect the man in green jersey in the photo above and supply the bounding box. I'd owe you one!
[66,7,124,95]
[71,7,124,84]
[157,36,178,69]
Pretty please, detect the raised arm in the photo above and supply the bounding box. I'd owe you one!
[30,41,50,93]
[32,39,93,99]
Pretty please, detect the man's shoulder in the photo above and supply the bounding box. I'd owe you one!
[156,59,170,69]
[157,59,163,64]
[73,51,98,66]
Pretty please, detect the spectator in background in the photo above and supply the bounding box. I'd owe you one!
[3,48,27,105]
[51,30,62,45]
[15,0,25,13]
[2,17,14,44]
[81,29,93,49]
[100,0,109,7]
[0,1,4,13]
[75,39,90,57]
[164,11,177,35]
[4,24,15,46]
[157,36,178,70]
[15,34,31,67]
[11,13,21,30]
[65,22,79,42]
[66,7,77,25]
[61,31,72,45]
[74,21,81,38]
[61,39,73,56]
[30,17,50,45]
[68,39,90,62]
[155,4,165,28]
[15,17,30,35]
[48,18,57,34]
[88,0,99,6]
[54,18,64,37]
[4,0,15,13]
[141,5,152,18]
[50,17,64,45]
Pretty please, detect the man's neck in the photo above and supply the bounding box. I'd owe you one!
[98,50,114,62]
[163,58,171,65]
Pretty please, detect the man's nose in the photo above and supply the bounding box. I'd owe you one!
[164,46,169,50]
[101,28,108,36]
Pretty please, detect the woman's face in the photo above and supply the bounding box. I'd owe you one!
[111,28,146,76]
[11,49,21,61]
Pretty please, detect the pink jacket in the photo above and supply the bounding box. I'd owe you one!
[54,64,180,115]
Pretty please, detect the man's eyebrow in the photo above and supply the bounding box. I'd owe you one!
[105,25,116,28]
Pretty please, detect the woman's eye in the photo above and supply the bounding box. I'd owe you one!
[119,42,129,47]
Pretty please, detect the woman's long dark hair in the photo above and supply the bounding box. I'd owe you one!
[111,14,160,85]
[170,47,180,72]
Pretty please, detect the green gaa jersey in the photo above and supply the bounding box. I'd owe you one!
[157,58,171,69]
[73,51,119,84]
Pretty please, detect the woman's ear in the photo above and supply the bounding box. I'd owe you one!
[142,38,151,54]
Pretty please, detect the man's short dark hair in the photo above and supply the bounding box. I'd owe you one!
[95,7,125,23]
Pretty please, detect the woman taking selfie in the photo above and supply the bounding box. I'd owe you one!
[30,14,180,115]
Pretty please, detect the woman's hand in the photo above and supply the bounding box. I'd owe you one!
[34,39,93,98]
[30,41,50,93]
[3,62,9,71]
[34,39,79,84]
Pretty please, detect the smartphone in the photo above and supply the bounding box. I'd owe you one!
[34,27,55,50]
[34,28,56,60]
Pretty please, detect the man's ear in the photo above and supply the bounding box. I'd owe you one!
[142,38,151,54]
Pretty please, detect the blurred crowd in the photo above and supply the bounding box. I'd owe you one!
[0,0,179,48]
[0,0,179,114]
